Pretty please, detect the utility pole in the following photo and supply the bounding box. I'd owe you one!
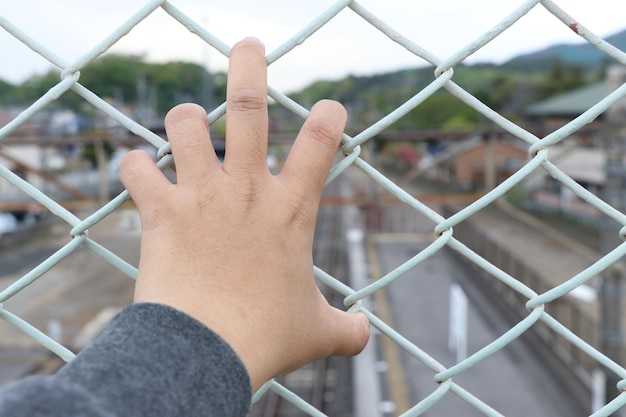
[600,124,625,414]
[600,65,626,415]
[484,131,497,191]
[95,139,109,204]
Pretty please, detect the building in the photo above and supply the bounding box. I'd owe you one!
[526,65,626,142]
[523,65,626,222]
[432,134,528,191]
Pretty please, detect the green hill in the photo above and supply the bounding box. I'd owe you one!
[502,28,626,72]
[286,63,555,131]
[284,28,626,131]
[2,26,624,132]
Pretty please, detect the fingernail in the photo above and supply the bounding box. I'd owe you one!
[241,36,264,47]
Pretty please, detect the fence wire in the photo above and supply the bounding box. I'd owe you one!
[1,1,626,416]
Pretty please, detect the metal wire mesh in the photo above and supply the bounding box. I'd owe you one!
[1,1,626,416]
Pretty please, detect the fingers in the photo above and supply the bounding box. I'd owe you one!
[224,37,269,173]
[164,103,220,185]
[281,100,346,199]
[119,150,170,210]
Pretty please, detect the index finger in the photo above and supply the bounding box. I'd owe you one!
[223,37,269,174]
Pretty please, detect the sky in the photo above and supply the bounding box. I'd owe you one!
[0,0,625,93]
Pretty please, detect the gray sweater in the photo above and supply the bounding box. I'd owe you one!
[0,303,252,416]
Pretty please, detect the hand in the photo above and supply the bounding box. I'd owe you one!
[119,37,369,391]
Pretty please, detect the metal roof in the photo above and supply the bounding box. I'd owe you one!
[525,82,606,117]
[549,146,606,184]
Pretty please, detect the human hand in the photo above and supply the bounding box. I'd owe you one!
[119,37,369,391]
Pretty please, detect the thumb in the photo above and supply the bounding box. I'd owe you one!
[323,308,370,357]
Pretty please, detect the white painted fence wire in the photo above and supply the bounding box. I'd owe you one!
[1,1,626,416]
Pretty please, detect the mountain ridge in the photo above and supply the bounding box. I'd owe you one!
[287,28,626,130]
[500,27,626,71]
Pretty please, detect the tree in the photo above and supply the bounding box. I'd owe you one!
[0,54,226,119]
[537,59,587,99]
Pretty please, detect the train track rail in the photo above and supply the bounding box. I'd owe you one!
[249,178,352,417]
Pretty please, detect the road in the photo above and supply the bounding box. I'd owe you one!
[366,205,585,416]
[0,168,594,416]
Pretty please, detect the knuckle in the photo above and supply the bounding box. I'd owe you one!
[286,197,316,229]
[228,88,267,112]
[303,118,342,149]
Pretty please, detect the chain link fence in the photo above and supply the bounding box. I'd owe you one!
[1,1,626,416]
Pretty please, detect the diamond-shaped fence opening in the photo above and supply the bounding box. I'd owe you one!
[1,1,626,416]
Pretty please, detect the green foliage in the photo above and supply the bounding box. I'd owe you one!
[0,54,226,118]
[0,78,20,105]
[0,48,602,131]
[79,55,144,103]
[535,59,587,100]
[1,70,60,107]
[284,56,601,131]
[396,91,486,130]
[289,64,538,130]
[505,187,531,207]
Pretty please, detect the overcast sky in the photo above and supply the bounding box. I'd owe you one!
[1,0,625,92]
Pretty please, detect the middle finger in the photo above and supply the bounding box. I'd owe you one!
[223,37,269,174]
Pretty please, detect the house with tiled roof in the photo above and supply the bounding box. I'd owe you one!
[526,65,626,132]
[526,82,607,118]
[522,65,626,223]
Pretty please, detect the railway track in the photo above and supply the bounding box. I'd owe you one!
[249,178,353,417]
[4,173,358,416]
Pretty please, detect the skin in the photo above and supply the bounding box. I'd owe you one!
[119,37,370,392]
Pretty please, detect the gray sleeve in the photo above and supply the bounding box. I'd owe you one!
[0,303,252,417]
